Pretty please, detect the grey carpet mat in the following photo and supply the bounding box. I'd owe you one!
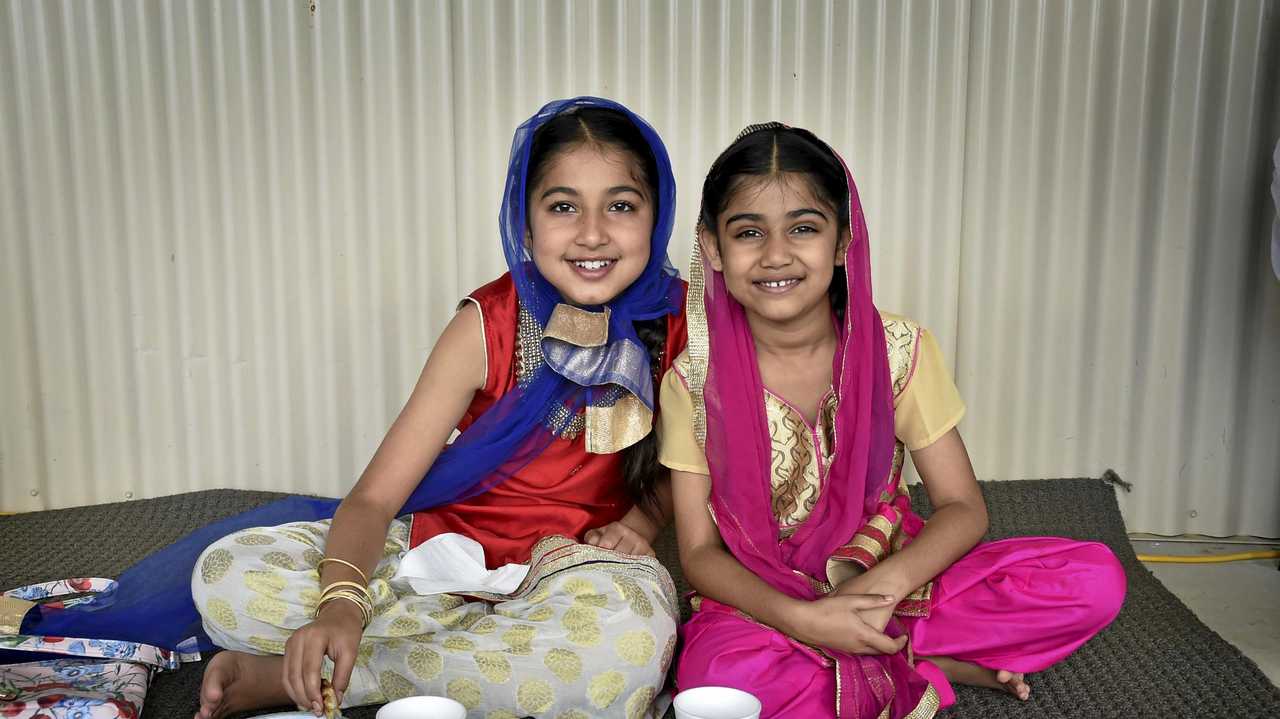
[2,478,1278,718]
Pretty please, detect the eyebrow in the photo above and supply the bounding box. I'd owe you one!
[539,185,645,201]
[725,207,829,224]
[540,186,578,200]
[788,207,829,220]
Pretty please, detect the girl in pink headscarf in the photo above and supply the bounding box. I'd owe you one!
[658,124,1126,718]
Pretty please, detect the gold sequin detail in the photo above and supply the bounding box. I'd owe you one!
[357,643,375,666]
[234,533,276,546]
[246,635,286,655]
[518,678,555,714]
[379,670,416,701]
[587,670,626,709]
[302,549,324,567]
[245,596,287,625]
[612,576,654,618]
[626,685,658,719]
[205,598,238,631]
[468,615,499,634]
[526,587,552,604]
[261,551,298,571]
[615,629,656,666]
[447,677,482,710]
[474,650,512,684]
[443,635,475,653]
[502,625,537,655]
[200,548,233,584]
[299,588,322,610]
[243,570,287,596]
[543,647,582,683]
[407,645,443,680]
[556,711,590,719]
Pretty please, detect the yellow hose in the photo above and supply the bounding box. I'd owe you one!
[1137,550,1280,564]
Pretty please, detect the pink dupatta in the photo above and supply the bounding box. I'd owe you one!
[685,125,937,718]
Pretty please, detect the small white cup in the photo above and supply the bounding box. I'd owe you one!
[375,695,467,719]
[673,685,763,719]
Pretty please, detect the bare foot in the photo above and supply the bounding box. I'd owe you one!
[921,655,1031,701]
[194,650,293,719]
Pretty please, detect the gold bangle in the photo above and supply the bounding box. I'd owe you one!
[319,586,373,611]
[317,592,372,627]
[318,557,369,585]
[321,580,372,604]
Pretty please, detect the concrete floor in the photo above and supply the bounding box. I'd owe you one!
[1132,538,1280,686]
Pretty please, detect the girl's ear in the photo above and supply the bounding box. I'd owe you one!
[698,224,724,272]
[834,228,851,266]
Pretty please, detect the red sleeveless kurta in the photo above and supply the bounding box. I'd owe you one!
[409,273,687,567]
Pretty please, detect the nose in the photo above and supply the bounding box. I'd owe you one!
[759,232,792,269]
[576,209,609,250]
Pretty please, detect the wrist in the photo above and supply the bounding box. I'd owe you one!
[776,597,811,640]
[317,597,366,628]
[864,564,914,601]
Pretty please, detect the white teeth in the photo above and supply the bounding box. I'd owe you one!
[573,259,613,270]
[759,279,798,289]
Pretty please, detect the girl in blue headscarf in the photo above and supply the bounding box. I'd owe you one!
[180,98,686,718]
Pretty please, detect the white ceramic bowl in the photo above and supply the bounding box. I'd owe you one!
[673,685,762,719]
[376,695,467,719]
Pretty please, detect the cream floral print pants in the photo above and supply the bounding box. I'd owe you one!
[191,519,678,719]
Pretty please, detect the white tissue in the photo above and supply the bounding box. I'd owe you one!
[390,533,529,596]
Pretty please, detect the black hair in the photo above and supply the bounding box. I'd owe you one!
[699,125,850,318]
[525,107,668,521]
[525,107,659,207]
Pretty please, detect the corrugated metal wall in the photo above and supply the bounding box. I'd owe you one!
[2,0,1277,536]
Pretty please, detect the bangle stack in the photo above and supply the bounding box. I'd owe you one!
[315,559,374,628]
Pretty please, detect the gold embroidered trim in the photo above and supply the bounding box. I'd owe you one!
[850,533,885,558]
[456,535,677,619]
[543,304,610,347]
[585,392,652,454]
[867,514,897,540]
[882,317,921,399]
[0,596,35,634]
[515,304,586,439]
[903,683,941,719]
[687,239,710,449]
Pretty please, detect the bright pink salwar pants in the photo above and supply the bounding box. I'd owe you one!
[676,537,1126,718]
